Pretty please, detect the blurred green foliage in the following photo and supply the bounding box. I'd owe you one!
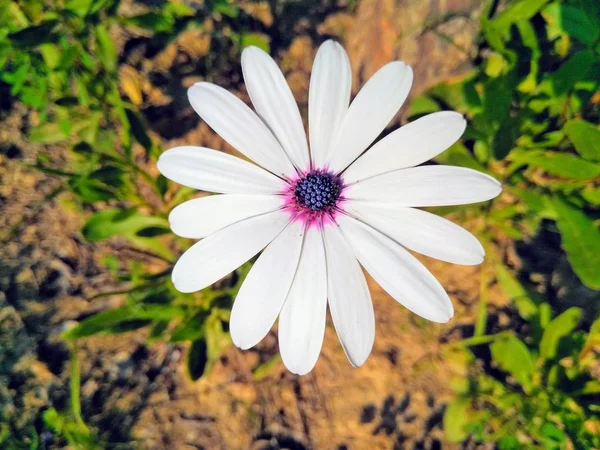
[445,271,600,449]
[0,0,270,447]
[424,0,600,448]
[412,0,600,290]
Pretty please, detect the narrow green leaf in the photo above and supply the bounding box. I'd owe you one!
[62,305,184,340]
[125,108,152,154]
[82,209,167,242]
[94,25,117,72]
[539,307,582,359]
[510,150,600,180]
[564,119,600,162]
[553,197,600,289]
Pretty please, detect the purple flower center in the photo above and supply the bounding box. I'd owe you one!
[294,171,342,212]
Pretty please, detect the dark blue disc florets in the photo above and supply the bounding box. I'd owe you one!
[294,171,342,212]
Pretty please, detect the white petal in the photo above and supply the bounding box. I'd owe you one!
[169,194,285,239]
[242,46,309,171]
[309,40,351,168]
[327,62,413,173]
[158,146,286,194]
[230,220,305,350]
[344,202,484,265]
[336,214,454,323]
[278,227,327,375]
[188,82,296,178]
[172,210,289,293]
[345,166,502,207]
[344,111,467,184]
[322,225,374,367]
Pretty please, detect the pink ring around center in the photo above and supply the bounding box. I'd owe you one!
[280,168,346,229]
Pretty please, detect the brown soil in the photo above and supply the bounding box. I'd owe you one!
[1,1,522,449]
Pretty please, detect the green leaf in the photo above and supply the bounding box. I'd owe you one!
[564,119,600,162]
[170,310,210,342]
[69,175,116,203]
[66,0,93,17]
[8,20,60,48]
[539,307,582,359]
[62,305,184,340]
[148,320,170,342]
[492,116,520,159]
[205,314,231,369]
[29,123,69,144]
[490,333,534,390]
[485,52,507,77]
[434,142,488,172]
[498,436,521,450]
[443,396,471,442]
[549,49,594,96]
[495,264,539,320]
[94,25,117,72]
[213,0,239,18]
[253,354,282,380]
[82,209,173,260]
[186,312,231,380]
[582,187,600,206]
[492,0,551,35]
[542,3,600,47]
[83,209,166,241]
[510,150,600,180]
[39,43,61,69]
[579,316,600,362]
[240,33,270,53]
[553,196,600,289]
[483,75,514,127]
[516,21,540,93]
[407,95,441,118]
[124,12,174,33]
[125,108,153,154]
[480,17,506,53]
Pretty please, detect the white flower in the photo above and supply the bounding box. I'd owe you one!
[158,40,501,375]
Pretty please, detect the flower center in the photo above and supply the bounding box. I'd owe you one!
[294,171,342,212]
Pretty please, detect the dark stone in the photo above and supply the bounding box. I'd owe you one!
[359,403,377,424]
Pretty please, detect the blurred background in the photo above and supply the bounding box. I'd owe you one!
[1,0,599,448]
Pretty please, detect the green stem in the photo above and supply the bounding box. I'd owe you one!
[475,261,489,337]
[452,334,496,348]
[69,343,88,431]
